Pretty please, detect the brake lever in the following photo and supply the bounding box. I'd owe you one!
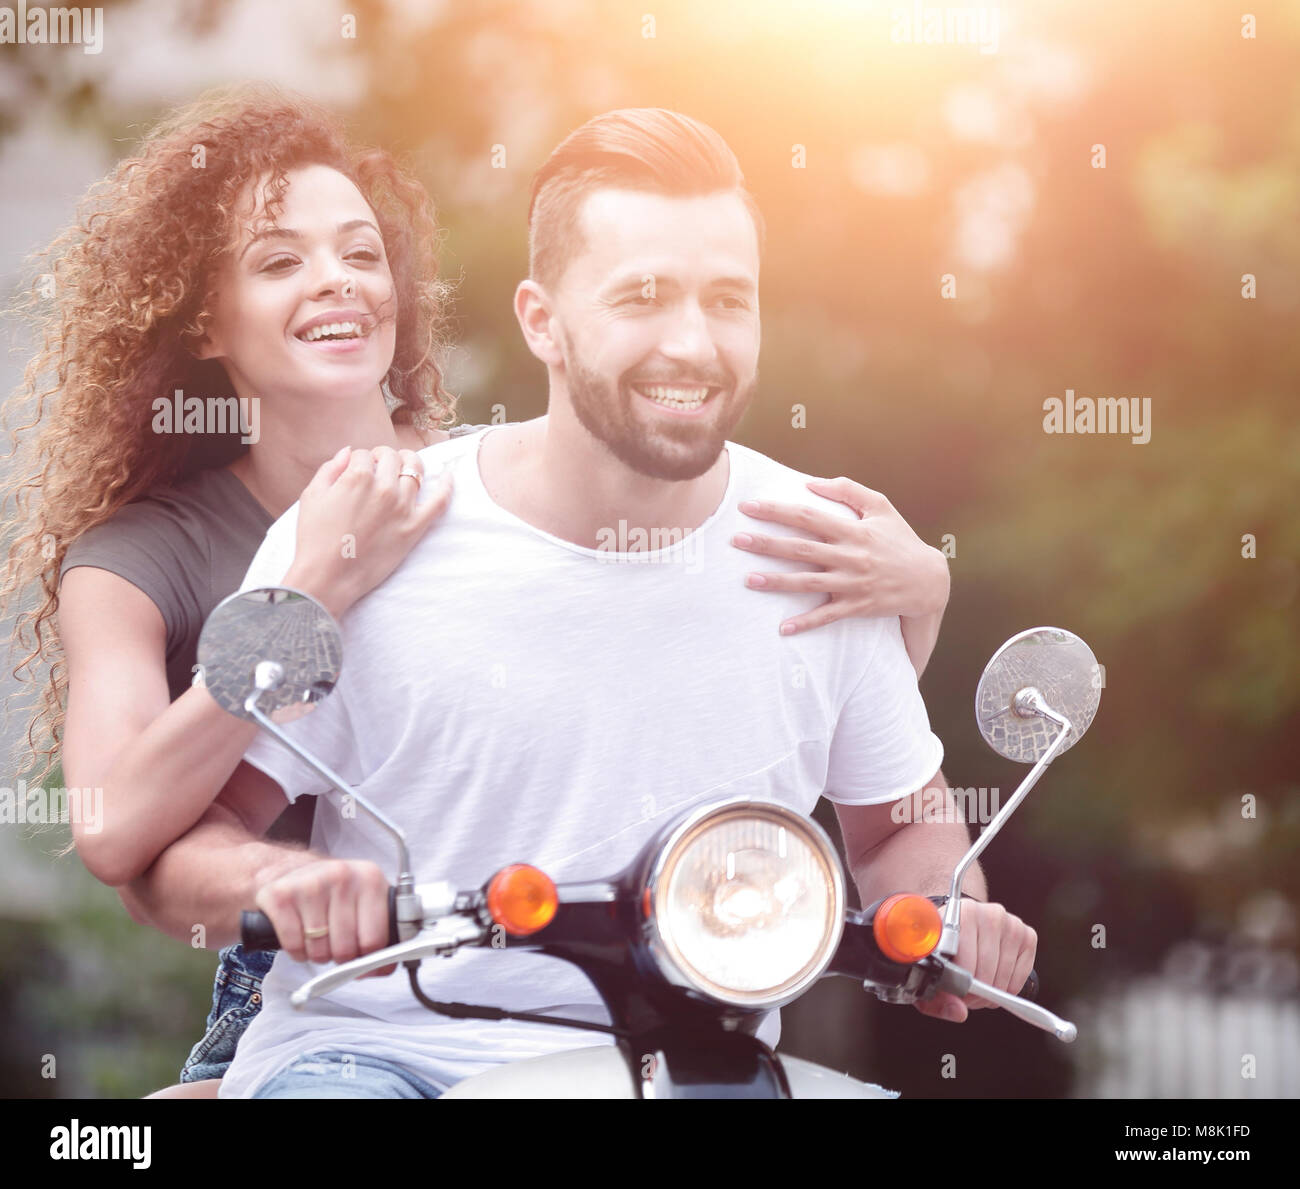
[928,955,1077,1042]
[289,917,486,1008]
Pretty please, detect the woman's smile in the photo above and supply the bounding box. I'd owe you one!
[291,307,379,356]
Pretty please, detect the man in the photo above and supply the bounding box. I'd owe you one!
[130,108,1035,1097]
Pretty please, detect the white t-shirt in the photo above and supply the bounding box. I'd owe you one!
[217,428,943,1098]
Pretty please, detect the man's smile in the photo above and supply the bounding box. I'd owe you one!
[630,382,723,415]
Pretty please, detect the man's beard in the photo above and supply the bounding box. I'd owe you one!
[565,352,757,482]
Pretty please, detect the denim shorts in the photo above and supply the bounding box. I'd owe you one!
[179,944,274,1083]
[254,1050,444,1098]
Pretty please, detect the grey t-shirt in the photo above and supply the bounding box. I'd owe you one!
[59,464,316,838]
[62,465,274,701]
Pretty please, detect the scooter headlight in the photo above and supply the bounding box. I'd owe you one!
[644,800,845,1009]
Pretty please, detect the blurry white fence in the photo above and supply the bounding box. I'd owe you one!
[1069,943,1300,1098]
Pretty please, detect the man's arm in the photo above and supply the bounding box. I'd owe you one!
[118,760,309,943]
[119,761,391,968]
[833,768,1035,1022]
[834,768,986,905]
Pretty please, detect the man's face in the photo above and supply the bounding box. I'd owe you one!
[549,187,760,481]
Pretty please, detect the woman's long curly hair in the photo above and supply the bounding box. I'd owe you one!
[0,82,456,788]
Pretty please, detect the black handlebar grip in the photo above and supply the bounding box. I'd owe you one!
[240,887,400,954]
[386,886,399,946]
[241,910,280,952]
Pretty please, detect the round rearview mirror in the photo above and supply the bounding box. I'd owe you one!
[197,587,341,723]
[975,627,1101,764]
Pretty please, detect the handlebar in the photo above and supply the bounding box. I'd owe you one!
[932,958,1072,1040]
[240,886,401,953]
[238,883,1057,1034]
[240,910,282,952]
[242,891,1040,1004]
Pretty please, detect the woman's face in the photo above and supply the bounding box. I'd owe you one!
[196,163,399,406]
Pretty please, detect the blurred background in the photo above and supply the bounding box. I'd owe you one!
[1,0,1296,1098]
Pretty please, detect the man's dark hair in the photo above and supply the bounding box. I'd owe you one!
[527,107,765,288]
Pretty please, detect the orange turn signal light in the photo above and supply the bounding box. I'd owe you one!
[486,864,558,936]
[872,893,942,964]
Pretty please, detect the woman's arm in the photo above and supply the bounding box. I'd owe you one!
[729,475,951,678]
[62,447,453,887]
[60,567,259,886]
[896,606,946,680]
[121,760,393,972]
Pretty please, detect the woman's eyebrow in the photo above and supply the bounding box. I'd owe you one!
[239,218,381,260]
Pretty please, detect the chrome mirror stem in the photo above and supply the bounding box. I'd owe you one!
[938,689,1073,956]
[245,687,417,923]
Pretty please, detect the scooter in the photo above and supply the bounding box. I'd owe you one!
[197,585,1102,1098]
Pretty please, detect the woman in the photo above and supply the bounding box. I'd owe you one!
[1,83,467,1096]
[1,83,949,1096]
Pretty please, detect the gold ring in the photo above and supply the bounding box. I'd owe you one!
[398,469,421,484]
[303,926,329,940]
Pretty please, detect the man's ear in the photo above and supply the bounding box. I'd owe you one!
[513,279,564,367]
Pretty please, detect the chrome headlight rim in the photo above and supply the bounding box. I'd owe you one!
[642,796,846,1011]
